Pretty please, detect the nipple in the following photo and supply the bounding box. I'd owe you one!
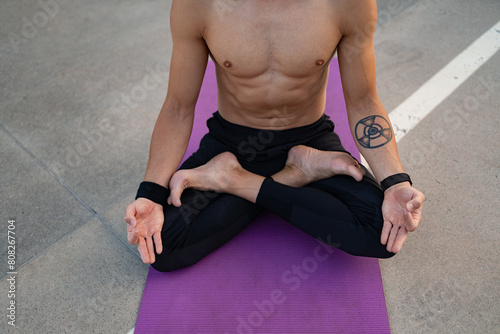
[223,60,232,68]
[315,59,325,66]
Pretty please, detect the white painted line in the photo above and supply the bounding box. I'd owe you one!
[389,20,500,141]
[127,327,135,334]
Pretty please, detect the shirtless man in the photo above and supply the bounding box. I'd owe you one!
[124,0,425,271]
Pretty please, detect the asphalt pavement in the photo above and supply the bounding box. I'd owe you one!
[0,0,498,333]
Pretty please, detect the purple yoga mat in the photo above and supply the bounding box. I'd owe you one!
[134,59,391,334]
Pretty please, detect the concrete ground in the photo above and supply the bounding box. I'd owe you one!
[0,0,498,333]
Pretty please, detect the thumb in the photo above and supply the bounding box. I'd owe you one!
[124,202,137,225]
[407,191,425,212]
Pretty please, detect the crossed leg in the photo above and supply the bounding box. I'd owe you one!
[168,145,365,206]
[150,146,393,272]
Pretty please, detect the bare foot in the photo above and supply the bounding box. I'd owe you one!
[283,145,365,185]
[167,152,244,207]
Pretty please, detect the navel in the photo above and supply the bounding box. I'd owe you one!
[223,60,232,68]
[316,59,325,66]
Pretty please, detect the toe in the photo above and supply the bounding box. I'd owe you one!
[168,172,189,207]
[347,164,364,181]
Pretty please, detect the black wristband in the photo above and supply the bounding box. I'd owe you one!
[380,173,412,192]
[135,181,170,205]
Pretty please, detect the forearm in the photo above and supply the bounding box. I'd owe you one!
[347,99,406,183]
[143,103,194,188]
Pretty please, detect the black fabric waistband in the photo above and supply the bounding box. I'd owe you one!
[208,111,333,139]
[205,111,338,162]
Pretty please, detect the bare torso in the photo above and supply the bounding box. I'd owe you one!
[131,1,423,261]
[202,0,345,129]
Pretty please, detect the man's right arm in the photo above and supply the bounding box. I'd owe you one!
[125,0,210,264]
[144,0,209,187]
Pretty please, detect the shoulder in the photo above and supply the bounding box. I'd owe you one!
[171,0,215,38]
[334,0,377,37]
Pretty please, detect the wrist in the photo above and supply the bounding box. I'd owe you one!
[380,173,412,192]
[135,181,170,206]
[383,181,412,194]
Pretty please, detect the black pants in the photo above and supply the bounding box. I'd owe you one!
[152,112,394,272]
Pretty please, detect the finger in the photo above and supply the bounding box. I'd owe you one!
[380,221,392,245]
[386,224,399,253]
[146,236,156,264]
[126,223,134,243]
[137,238,151,264]
[124,203,137,225]
[128,226,139,245]
[407,191,425,212]
[404,210,419,232]
[153,232,163,254]
[391,227,409,253]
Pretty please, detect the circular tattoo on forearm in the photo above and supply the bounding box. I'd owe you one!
[355,115,393,149]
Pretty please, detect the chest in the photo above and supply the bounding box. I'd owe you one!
[204,1,342,77]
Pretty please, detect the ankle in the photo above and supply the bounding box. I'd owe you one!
[214,159,241,191]
[274,164,310,187]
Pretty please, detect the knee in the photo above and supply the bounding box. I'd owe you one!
[150,261,180,273]
[344,247,396,260]
[340,231,397,259]
[344,244,396,259]
[363,239,398,259]
[150,251,198,272]
[376,249,397,259]
[361,233,398,259]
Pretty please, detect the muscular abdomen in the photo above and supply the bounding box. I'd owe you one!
[204,0,342,129]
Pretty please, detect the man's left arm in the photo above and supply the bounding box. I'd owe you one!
[336,0,424,253]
